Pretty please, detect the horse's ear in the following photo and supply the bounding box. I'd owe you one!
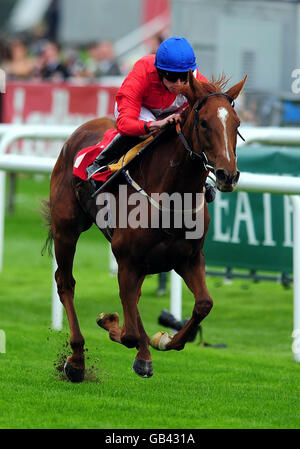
[225,75,247,100]
[180,70,199,105]
[188,69,197,95]
[179,69,200,106]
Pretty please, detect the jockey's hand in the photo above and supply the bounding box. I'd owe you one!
[149,113,182,132]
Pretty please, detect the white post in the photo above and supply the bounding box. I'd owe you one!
[0,171,5,272]
[170,270,182,321]
[51,255,63,330]
[290,196,300,362]
[109,245,118,275]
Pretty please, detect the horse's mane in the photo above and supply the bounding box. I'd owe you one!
[179,72,231,106]
[204,73,230,93]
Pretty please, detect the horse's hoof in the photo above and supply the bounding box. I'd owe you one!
[132,358,153,378]
[149,331,173,351]
[64,361,85,383]
[96,312,119,329]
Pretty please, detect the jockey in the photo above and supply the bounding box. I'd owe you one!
[86,36,216,202]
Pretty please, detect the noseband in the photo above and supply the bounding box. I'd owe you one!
[176,92,245,172]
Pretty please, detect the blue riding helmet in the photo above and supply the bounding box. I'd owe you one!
[154,37,197,72]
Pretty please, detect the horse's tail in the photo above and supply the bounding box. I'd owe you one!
[40,199,53,257]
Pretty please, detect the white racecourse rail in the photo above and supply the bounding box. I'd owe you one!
[0,125,300,361]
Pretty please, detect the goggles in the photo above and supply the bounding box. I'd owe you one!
[158,70,189,83]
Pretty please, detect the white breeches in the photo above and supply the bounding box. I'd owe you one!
[114,103,157,122]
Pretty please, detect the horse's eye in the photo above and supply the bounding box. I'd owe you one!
[200,119,208,129]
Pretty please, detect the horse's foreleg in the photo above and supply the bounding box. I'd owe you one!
[133,288,153,378]
[97,267,153,377]
[168,250,213,350]
[53,230,85,382]
[97,274,143,347]
[96,312,122,342]
[116,264,144,349]
[151,250,213,352]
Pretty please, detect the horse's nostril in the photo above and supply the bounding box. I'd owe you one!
[232,171,240,184]
[216,169,240,185]
[216,169,228,184]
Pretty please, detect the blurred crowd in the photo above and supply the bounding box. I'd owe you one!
[0,33,166,84]
[0,36,127,83]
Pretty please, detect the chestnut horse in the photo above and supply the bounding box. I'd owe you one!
[45,72,246,381]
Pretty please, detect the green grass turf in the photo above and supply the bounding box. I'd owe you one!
[0,175,299,429]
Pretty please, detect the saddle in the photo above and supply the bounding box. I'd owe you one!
[89,128,170,197]
[108,135,153,173]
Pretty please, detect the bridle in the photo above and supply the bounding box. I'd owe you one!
[176,92,245,173]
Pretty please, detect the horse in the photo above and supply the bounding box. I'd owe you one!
[43,71,247,381]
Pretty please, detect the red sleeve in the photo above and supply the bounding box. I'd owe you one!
[115,59,151,136]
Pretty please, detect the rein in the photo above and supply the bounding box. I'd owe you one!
[123,169,205,215]
[176,92,245,172]
[121,92,244,206]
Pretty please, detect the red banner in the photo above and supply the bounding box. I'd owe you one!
[141,0,170,24]
[2,81,120,155]
[3,81,119,125]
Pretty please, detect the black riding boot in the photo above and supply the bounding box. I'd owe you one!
[205,183,216,203]
[86,134,137,179]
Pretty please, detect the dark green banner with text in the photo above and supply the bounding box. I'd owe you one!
[205,144,300,273]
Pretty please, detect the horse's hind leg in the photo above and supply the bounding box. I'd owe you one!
[53,226,85,382]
